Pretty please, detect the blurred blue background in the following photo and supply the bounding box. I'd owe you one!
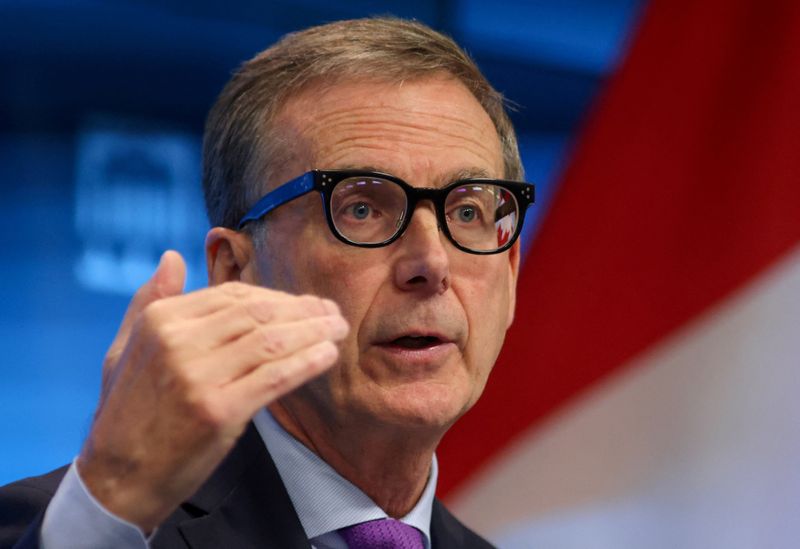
[0,0,643,483]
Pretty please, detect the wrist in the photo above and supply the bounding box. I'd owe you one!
[77,444,166,533]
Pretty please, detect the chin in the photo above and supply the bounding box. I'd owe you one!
[360,378,477,434]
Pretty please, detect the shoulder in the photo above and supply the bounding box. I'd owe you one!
[430,499,496,549]
[0,466,69,548]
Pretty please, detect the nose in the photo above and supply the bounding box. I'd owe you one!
[392,204,450,294]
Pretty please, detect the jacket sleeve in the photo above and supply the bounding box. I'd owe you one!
[0,471,60,549]
[0,463,149,549]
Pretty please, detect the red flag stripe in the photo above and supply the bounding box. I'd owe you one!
[439,0,800,496]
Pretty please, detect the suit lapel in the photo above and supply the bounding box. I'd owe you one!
[430,498,495,549]
[430,499,465,548]
[159,423,311,549]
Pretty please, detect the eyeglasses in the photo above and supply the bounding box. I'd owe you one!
[238,169,535,255]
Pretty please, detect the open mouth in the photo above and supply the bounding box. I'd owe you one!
[389,335,443,349]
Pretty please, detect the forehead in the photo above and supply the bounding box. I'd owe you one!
[271,75,504,185]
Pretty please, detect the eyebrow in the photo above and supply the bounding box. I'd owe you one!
[443,167,494,183]
[330,165,496,186]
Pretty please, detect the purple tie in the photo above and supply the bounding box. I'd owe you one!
[339,518,425,549]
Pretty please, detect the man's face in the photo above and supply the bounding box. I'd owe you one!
[253,75,520,435]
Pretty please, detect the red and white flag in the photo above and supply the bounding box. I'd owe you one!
[439,0,800,546]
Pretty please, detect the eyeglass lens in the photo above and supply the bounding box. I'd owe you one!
[329,176,519,252]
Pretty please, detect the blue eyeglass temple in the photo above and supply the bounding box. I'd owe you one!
[238,172,316,229]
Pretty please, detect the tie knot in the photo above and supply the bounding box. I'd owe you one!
[339,518,424,549]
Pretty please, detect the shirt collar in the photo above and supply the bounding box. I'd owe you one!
[252,409,437,546]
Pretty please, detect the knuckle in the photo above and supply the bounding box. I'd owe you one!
[187,391,230,428]
[137,303,162,332]
[260,367,292,396]
[148,322,180,356]
[244,299,276,324]
[255,326,287,358]
[136,302,175,342]
[219,281,251,299]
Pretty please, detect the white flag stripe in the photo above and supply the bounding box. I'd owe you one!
[450,243,800,548]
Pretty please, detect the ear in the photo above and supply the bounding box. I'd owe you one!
[205,227,259,286]
[505,240,521,329]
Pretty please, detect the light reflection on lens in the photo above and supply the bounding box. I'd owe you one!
[445,184,519,252]
[330,177,406,244]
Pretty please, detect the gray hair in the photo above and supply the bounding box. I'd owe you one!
[202,17,524,229]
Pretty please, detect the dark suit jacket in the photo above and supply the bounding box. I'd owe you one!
[0,424,494,548]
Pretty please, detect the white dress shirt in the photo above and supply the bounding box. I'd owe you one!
[253,409,436,549]
[40,410,437,548]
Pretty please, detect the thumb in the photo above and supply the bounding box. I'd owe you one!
[151,250,187,300]
[97,251,186,413]
[105,250,187,366]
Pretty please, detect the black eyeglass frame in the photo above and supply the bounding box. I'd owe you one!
[238,169,535,255]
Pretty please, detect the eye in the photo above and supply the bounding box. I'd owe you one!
[455,205,478,223]
[343,201,381,220]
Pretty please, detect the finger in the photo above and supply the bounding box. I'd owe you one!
[106,251,187,363]
[173,295,347,352]
[192,314,349,384]
[224,340,340,420]
[151,283,341,323]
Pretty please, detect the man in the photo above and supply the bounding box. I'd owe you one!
[0,17,533,548]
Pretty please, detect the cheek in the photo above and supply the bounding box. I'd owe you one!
[302,246,392,337]
[454,257,512,363]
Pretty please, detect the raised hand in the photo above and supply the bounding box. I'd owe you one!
[77,251,348,532]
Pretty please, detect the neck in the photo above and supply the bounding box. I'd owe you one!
[269,401,440,518]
